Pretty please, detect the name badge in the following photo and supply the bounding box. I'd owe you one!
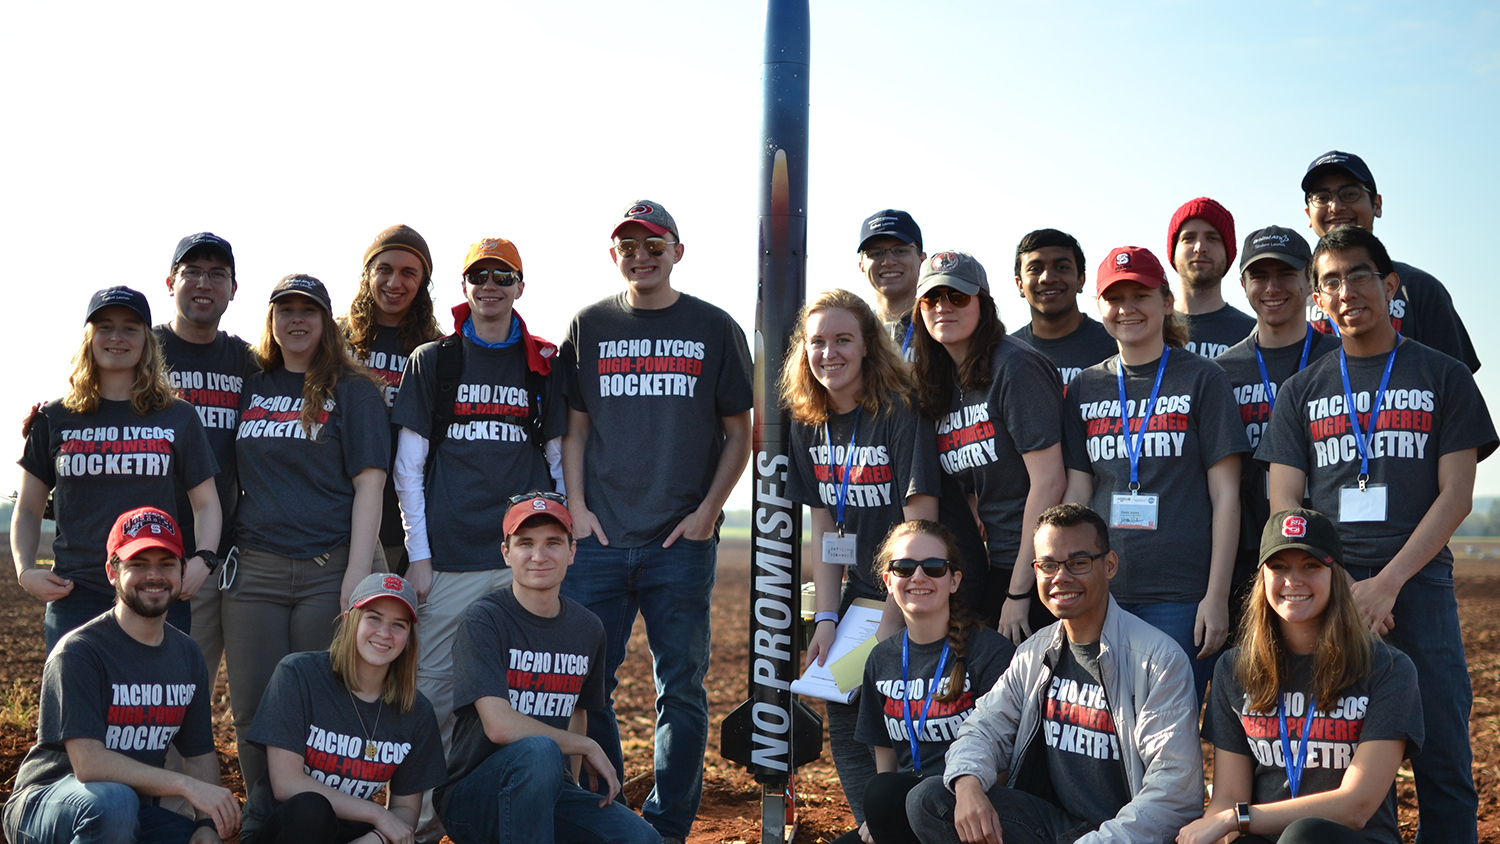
[1340,484,1388,522]
[822,532,858,565]
[1110,493,1159,530]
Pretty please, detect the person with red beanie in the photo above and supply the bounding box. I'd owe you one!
[1167,197,1255,359]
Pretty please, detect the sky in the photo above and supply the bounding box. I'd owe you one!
[3,0,1498,505]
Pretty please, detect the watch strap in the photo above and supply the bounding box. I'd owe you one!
[1236,802,1251,834]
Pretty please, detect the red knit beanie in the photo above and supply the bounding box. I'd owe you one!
[1166,197,1236,270]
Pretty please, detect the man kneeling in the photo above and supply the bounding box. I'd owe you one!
[909,504,1201,844]
[434,492,659,844]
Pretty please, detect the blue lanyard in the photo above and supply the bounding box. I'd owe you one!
[1115,347,1170,490]
[1337,340,1400,487]
[1253,327,1315,414]
[825,407,863,535]
[1277,693,1317,798]
[901,632,951,776]
[901,320,914,356]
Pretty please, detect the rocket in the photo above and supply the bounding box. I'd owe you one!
[718,0,823,841]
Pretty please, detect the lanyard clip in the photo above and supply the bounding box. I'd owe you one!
[837,525,845,539]
[1128,482,1140,494]
[1358,474,1369,493]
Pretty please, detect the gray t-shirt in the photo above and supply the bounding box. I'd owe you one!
[855,627,1015,776]
[155,325,260,554]
[937,337,1066,570]
[436,587,607,816]
[392,336,566,571]
[1203,645,1423,844]
[4,612,214,837]
[1255,339,1497,569]
[561,293,754,547]
[786,400,943,599]
[1011,316,1119,388]
[1306,261,1479,373]
[235,367,391,558]
[1063,351,1250,603]
[1042,639,1133,829]
[1181,306,1256,359]
[19,398,218,594]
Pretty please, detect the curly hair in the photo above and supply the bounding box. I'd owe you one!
[64,318,176,416]
[911,289,1006,420]
[778,289,914,425]
[343,258,443,358]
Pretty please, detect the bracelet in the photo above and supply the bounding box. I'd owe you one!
[194,817,217,831]
[1236,802,1251,834]
[813,611,839,625]
[1006,590,1032,601]
[371,829,390,844]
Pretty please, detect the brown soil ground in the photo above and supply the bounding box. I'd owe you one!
[0,544,1496,843]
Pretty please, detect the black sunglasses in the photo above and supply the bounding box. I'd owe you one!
[887,557,953,578]
[507,490,568,507]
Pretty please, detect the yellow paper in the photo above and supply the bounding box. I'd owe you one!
[830,634,878,693]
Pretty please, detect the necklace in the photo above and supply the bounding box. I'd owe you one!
[348,688,383,760]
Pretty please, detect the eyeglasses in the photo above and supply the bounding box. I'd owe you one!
[465,269,521,287]
[1306,185,1373,208]
[1033,550,1107,577]
[886,557,953,578]
[1316,269,1382,294]
[861,245,917,262]
[613,237,675,258]
[918,289,972,310]
[177,267,232,284]
[508,490,568,507]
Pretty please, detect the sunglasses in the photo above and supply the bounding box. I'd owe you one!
[465,268,521,287]
[918,289,972,310]
[508,490,568,507]
[886,557,953,578]
[613,237,675,258]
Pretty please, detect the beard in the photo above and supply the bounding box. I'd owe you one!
[116,580,177,618]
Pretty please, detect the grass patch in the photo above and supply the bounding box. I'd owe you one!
[0,678,39,732]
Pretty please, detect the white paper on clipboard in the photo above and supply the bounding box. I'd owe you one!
[790,597,885,704]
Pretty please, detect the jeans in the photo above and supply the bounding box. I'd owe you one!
[907,776,1092,844]
[558,535,716,839]
[1116,600,1217,706]
[1347,559,1476,844]
[441,735,661,844]
[45,588,190,655]
[5,776,196,844]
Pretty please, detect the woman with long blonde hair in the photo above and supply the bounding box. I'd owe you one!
[1180,509,1422,844]
[12,286,220,651]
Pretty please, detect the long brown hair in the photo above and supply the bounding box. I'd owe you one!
[1158,282,1190,349]
[64,319,176,416]
[257,283,378,438]
[343,259,443,357]
[911,289,1006,420]
[778,289,914,425]
[328,602,420,713]
[874,520,977,704]
[1234,559,1375,714]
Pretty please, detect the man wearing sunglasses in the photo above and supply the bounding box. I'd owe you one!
[908,503,1201,844]
[1299,150,1479,373]
[857,209,927,360]
[1167,197,1255,359]
[559,200,753,843]
[391,236,567,843]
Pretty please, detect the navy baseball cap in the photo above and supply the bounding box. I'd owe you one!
[171,232,235,272]
[857,209,923,253]
[85,286,151,324]
[268,274,333,312]
[1240,226,1312,273]
[1301,151,1377,195]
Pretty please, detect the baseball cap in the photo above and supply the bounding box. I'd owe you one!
[1301,150,1376,195]
[1259,508,1342,566]
[612,200,679,240]
[107,507,185,561]
[857,209,923,253]
[171,232,235,273]
[1240,226,1312,273]
[1096,247,1167,297]
[268,274,333,312]
[503,493,574,536]
[348,572,419,617]
[915,250,990,298]
[462,237,524,276]
[364,224,433,276]
[86,286,151,324]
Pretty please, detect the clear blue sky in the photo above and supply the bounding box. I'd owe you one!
[3,1,1497,500]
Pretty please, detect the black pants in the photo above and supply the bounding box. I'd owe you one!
[1240,817,1368,844]
[252,791,376,844]
[831,772,924,844]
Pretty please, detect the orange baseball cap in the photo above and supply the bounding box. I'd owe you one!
[462,237,523,276]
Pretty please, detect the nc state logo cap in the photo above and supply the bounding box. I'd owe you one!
[532,498,549,510]
[1115,252,1130,266]
[1282,515,1308,537]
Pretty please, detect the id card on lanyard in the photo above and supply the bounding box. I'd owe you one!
[821,408,862,565]
[1110,349,1169,530]
[1337,342,1399,523]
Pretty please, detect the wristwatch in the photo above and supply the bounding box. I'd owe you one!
[1236,802,1251,835]
[193,549,221,575]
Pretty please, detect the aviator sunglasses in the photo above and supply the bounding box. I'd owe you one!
[886,557,953,578]
[918,289,972,310]
[508,490,568,507]
[465,268,521,287]
[613,237,676,258]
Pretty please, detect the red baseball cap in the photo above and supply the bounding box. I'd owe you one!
[1096,246,1168,297]
[106,507,185,561]
[503,493,574,536]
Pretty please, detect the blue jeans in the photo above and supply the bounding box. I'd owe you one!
[1347,559,1476,844]
[1116,601,1217,706]
[558,535,716,839]
[441,736,660,844]
[45,588,190,654]
[6,776,195,844]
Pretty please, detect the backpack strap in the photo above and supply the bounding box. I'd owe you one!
[525,365,548,451]
[425,334,465,478]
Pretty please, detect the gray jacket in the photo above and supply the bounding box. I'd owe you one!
[941,597,1202,844]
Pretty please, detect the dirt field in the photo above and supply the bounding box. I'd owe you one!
[0,543,1496,843]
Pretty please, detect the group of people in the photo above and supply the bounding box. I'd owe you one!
[4,147,1492,844]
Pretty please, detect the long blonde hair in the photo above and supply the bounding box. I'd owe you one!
[257,281,378,439]
[64,320,176,416]
[778,289,914,425]
[329,603,420,713]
